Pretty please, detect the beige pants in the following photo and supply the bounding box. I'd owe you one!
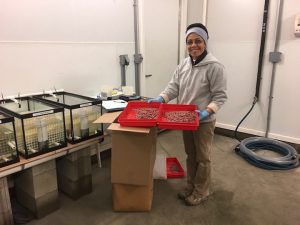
[182,120,216,195]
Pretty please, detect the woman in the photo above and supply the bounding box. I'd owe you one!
[149,23,227,206]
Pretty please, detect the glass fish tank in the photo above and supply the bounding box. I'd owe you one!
[34,92,103,144]
[0,111,19,167]
[0,97,67,158]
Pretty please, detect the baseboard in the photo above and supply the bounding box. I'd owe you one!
[215,123,300,153]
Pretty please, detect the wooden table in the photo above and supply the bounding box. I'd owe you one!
[0,136,103,225]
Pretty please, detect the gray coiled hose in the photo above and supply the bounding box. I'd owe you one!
[235,137,299,170]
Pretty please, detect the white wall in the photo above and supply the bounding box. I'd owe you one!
[0,0,135,97]
[204,0,300,143]
[187,0,203,24]
[1,0,299,144]
[141,0,179,98]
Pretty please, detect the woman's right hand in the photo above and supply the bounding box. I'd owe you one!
[147,96,164,103]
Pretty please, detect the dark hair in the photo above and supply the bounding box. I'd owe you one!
[186,23,209,39]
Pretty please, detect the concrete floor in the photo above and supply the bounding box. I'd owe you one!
[25,130,300,225]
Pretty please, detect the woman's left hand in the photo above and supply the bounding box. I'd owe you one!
[195,109,210,121]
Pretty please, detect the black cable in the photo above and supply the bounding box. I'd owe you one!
[255,0,270,100]
[234,0,270,141]
[234,97,257,142]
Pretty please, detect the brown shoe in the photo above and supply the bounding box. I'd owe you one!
[177,187,193,200]
[185,191,209,206]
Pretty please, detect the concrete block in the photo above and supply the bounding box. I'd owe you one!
[15,168,58,198]
[34,169,58,198]
[57,175,92,200]
[14,160,60,218]
[65,147,91,162]
[15,187,59,219]
[56,149,92,199]
[57,157,91,181]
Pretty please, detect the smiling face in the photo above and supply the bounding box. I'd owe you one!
[186,33,206,60]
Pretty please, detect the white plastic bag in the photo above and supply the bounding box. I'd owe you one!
[153,153,167,180]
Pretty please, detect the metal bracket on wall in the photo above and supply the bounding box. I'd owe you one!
[134,54,143,64]
[119,55,130,86]
[269,52,282,63]
[133,53,143,96]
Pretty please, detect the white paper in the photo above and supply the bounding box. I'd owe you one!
[102,100,127,111]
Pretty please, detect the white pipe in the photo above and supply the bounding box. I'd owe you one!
[273,0,284,52]
[202,0,208,25]
[2,89,64,101]
[133,0,142,96]
[178,0,188,61]
[265,0,284,137]
[178,0,182,65]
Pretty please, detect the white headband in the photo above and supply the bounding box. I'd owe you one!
[186,27,208,46]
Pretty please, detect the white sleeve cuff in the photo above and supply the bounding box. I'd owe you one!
[207,102,219,113]
[160,94,169,103]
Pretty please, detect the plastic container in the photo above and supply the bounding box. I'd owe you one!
[34,91,102,144]
[157,104,199,130]
[118,102,160,127]
[166,157,185,178]
[0,111,19,167]
[0,97,67,158]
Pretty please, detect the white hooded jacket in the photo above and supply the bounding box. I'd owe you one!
[160,52,227,123]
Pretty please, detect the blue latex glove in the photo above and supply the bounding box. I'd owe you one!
[147,96,165,103]
[195,109,210,121]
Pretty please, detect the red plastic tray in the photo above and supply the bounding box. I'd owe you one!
[118,101,161,127]
[167,157,185,178]
[157,104,199,130]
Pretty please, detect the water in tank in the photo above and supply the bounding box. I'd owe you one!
[0,97,67,158]
[34,92,102,144]
[0,112,19,167]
